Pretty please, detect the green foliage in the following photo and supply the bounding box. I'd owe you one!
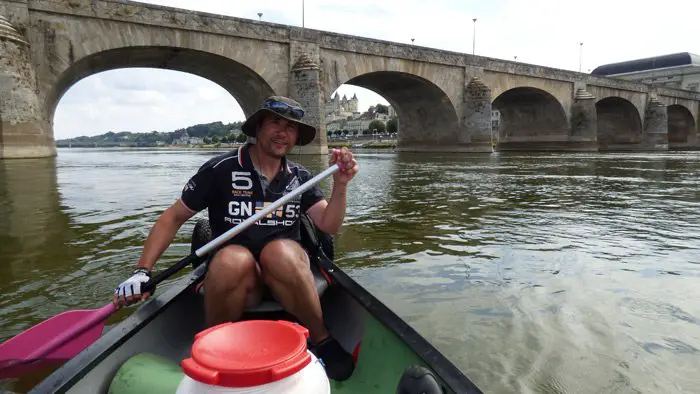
[55,120,245,148]
[368,120,386,133]
[375,104,389,114]
[387,117,398,134]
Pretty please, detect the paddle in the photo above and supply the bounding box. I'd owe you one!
[0,162,341,379]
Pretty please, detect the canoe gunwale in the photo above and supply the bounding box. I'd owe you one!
[323,261,484,394]
[28,264,208,394]
[31,261,483,394]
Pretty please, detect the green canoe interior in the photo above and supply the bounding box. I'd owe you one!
[43,266,456,394]
[25,217,479,393]
[106,288,431,393]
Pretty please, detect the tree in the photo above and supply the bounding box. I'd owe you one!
[236,133,248,143]
[368,120,386,134]
[387,117,398,134]
[375,104,389,114]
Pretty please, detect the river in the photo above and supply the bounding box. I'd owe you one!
[2,147,700,393]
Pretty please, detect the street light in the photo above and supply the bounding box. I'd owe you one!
[472,18,477,55]
[258,12,263,20]
[579,42,583,72]
[411,38,415,44]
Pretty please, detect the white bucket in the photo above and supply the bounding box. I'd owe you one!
[175,320,330,394]
[176,351,329,394]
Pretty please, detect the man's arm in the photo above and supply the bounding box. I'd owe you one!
[307,184,347,234]
[306,147,358,234]
[136,200,196,272]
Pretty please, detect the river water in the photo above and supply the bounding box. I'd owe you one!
[2,148,700,393]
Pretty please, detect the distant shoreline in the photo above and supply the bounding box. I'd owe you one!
[56,140,398,150]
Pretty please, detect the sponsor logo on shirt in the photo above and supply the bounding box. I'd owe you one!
[183,180,196,192]
[225,200,300,227]
[231,171,254,197]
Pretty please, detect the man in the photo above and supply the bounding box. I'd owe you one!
[113,96,359,380]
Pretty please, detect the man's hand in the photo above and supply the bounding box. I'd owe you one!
[330,147,359,186]
[113,268,152,306]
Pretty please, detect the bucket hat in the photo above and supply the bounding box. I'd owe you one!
[241,96,316,146]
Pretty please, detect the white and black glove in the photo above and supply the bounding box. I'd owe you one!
[114,267,152,306]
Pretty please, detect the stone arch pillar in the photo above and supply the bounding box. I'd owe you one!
[0,15,55,159]
[289,53,327,154]
[643,96,668,151]
[462,77,493,151]
[570,86,598,151]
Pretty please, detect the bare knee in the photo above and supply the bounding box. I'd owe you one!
[259,239,309,282]
[206,245,257,287]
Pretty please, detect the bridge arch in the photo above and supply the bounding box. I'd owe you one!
[492,87,569,145]
[326,71,460,148]
[667,104,696,148]
[47,46,275,124]
[320,49,463,149]
[595,97,643,149]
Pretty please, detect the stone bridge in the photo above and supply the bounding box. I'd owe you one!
[2,0,700,158]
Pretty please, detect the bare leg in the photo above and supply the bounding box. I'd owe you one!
[259,239,328,343]
[203,245,263,327]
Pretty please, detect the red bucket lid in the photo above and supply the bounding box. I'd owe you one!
[180,320,312,388]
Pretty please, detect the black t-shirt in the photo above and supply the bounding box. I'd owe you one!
[180,143,326,252]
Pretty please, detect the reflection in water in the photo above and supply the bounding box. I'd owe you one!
[0,158,81,335]
[2,149,700,393]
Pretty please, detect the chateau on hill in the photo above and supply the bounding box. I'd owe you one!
[324,92,360,124]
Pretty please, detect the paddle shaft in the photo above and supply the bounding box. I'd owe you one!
[8,163,340,368]
[143,162,340,293]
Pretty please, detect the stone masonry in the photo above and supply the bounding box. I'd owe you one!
[2,0,700,158]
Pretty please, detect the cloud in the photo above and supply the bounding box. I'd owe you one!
[54,68,243,138]
[53,0,700,139]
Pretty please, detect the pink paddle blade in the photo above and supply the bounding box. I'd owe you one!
[0,303,117,379]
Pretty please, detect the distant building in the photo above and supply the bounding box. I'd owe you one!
[591,52,700,92]
[325,92,359,120]
[344,110,386,134]
[172,132,203,145]
[327,119,344,133]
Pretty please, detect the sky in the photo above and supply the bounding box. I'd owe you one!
[53,0,700,139]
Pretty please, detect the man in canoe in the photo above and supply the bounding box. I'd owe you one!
[113,96,359,380]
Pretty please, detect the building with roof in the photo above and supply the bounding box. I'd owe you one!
[591,52,700,92]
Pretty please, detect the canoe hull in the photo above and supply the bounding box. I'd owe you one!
[29,215,482,394]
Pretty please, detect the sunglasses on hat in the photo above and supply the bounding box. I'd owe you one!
[264,99,305,120]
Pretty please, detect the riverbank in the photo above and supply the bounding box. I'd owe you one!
[328,140,396,149]
[57,140,398,151]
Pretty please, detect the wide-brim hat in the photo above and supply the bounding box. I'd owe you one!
[241,96,317,146]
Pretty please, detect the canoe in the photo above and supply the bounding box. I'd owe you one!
[29,215,483,394]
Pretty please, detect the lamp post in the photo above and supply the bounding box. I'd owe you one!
[579,42,583,72]
[472,18,477,55]
[302,0,305,28]
[258,12,262,21]
[411,38,415,45]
